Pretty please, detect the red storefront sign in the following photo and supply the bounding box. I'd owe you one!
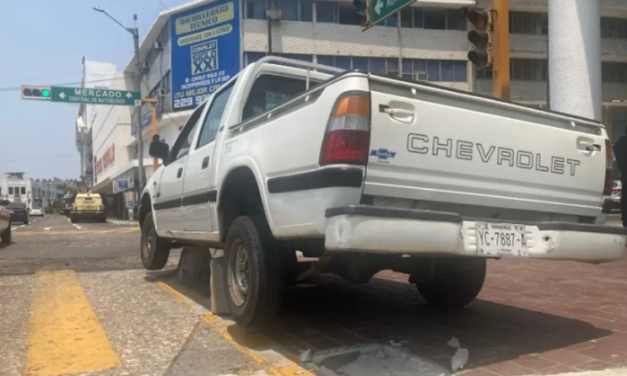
[96,144,115,175]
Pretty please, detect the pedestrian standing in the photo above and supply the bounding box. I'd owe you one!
[613,126,627,227]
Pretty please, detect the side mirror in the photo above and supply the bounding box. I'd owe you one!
[149,135,170,165]
[0,200,9,206]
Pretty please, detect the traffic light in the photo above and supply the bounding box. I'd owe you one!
[21,85,52,101]
[353,0,369,27]
[466,8,493,69]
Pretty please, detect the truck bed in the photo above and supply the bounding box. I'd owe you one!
[363,74,610,224]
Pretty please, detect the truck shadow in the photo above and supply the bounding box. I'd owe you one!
[150,260,618,375]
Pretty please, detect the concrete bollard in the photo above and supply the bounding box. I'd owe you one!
[209,248,230,315]
[177,246,211,289]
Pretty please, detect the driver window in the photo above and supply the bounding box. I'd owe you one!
[170,104,205,161]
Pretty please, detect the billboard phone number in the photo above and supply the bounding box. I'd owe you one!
[173,94,211,109]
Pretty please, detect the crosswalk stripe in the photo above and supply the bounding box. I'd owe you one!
[25,270,122,376]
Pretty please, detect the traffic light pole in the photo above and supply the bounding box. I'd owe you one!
[492,0,510,100]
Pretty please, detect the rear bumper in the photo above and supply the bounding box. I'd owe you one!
[324,205,627,264]
[71,211,106,220]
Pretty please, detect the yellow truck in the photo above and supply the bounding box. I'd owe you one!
[70,193,106,223]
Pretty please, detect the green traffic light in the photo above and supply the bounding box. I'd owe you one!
[41,89,50,98]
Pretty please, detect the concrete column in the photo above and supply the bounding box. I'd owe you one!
[549,0,602,121]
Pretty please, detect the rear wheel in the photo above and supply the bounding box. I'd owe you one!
[1,225,11,245]
[413,259,486,309]
[223,216,283,328]
[140,212,170,270]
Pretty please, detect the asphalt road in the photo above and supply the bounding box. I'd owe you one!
[0,215,270,376]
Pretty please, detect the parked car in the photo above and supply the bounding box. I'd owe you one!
[6,202,28,225]
[139,56,627,328]
[30,208,44,217]
[0,200,11,245]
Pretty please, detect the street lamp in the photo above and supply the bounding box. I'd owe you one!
[92,6,146,191]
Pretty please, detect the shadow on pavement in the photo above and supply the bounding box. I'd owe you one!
[148,262,614,375]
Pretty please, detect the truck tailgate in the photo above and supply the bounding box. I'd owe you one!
[365,79,609,219]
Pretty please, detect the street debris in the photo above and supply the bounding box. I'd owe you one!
[304,343,449,376]
[448,337,469,372]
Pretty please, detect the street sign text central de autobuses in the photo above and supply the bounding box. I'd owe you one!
[50,87,141,106]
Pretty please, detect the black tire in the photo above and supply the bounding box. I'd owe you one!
[414,259,486,309]
[140,212,170,270]
[223,216,283,328]
[1,225,11,245]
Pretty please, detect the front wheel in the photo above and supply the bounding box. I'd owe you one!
[223,216,283,328]
[140,212,170,270]
[1,225,11,245]
[413,259,486,309]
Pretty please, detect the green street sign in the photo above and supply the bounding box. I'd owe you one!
[367,0,416,29]
[50,86,141,106]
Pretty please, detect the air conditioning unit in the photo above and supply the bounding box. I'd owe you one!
[154,41,164,50]
[141,61,150,71]
[157,88,166,97]
[266,9,282,21]
[414,71,429,81]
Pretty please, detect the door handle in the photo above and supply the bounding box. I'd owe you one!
[379,104,414,124]
[177,168,183,178]
[576,136,600,156]
[202,156,209,169]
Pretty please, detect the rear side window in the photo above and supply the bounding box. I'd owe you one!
[242,75,318,121]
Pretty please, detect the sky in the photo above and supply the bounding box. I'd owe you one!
[0,0,188,180]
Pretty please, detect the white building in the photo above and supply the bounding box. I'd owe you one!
[75,58,118,188]
[89,71,137,219]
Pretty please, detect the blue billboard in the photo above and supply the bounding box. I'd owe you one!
[170,0,241,111]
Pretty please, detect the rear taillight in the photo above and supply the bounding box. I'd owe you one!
[320,92,370,166]
[604,139,613,196]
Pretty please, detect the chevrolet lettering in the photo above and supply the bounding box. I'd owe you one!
[407,133,582,176]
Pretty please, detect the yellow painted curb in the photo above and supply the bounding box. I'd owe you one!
[157,281,316,376]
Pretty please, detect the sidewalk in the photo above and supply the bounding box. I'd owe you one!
[106,218,139,226]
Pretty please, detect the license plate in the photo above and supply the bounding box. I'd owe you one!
[86,206,93,210]
[475,222,528,257]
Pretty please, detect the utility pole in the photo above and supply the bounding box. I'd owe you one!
[132,14,146,190]
[93,8,146,190]
[492,0,510,100]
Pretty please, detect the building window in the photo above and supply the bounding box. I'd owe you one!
[161,71,171,93]
[603,62,627,83]
[510,59,547,81]
[246,0,266,20]
[601,17,627,39]
[338,3,361,25]
[277,0,313,22]
[245,52,267,65]
[158,20,171,46]
[277,53,313,62]
[317,55,400,77]
[403,59,467,82]
[509,12,547,35]
[316,1,337,23]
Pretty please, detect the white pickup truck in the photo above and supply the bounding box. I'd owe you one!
[0,200,11,245]
[140,56,626,327]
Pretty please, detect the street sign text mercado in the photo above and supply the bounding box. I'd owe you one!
[50,87,141,106]
[369,0,416,28]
